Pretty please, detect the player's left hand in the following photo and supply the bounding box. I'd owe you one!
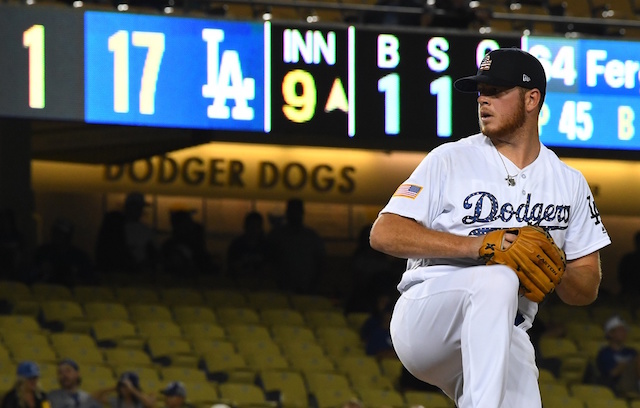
[479,225,566,303]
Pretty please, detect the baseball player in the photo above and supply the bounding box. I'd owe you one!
[369,48,611,407]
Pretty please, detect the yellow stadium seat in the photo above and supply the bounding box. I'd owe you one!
[260,370,309,408]
[84,302,130,321]
[50,332,98,350]
[539,382,570,400]
[172,306,217,325]
[2,331,50,350]
[226,323,272,342]
[290,295,335,311]
[73,286,117,303]
[201,351,254,384]
[160,288,205,307]
[191,339,236,357]
[246,353,290,371]
[348,373,394,391]
[312,387,358,408]
[218,383,275,407]
[288,355,336,376]
[379,357,404,384]
[216,306,261,325]
[103,348,154,368]
[128,304,174,323]
[538,337,580,359]
[0,281,32,305]
[315,327,365,358]
[11,344,58,363]
[40,300,90,332]
[160,366,208,384]
[403,390,452,408]
[203,289,247,308]
[0,315,41,333]
[236,339,282,360]
[356,388,404,408]
[92,320,144,349]
[146,337,198,367]
[570,383,617,402]
[279,340,326,361]
[56,345,105,366]
[334,355,383,378]
[31,283,73,301]
[260,309,305,327]
[346,313,371,332]
[116,287,160,304]
[181,322,226,341]
[271,325,317,344]
[137,320,183,339]
[585,399,630,408]
[305,310,349,329]
[183,381,220,406]
[305,372,351,395]
[246,291,291,310]
[565,322,606,342]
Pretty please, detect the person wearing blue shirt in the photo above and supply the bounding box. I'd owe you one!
[597,315,640,397]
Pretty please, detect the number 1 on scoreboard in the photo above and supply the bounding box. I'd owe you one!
[23,24,45,109]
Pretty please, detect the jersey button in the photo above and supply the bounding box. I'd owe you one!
[521,174,526,179]
[522,190,526,195]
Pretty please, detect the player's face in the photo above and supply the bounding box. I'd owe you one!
[476,85,526,138]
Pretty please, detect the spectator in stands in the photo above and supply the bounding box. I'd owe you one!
[32,217,95,287]
[161,207,215,277]
[95,210,134,274]
[159,382,194,408]
[92,372,155,408]
[361,294,397,360]
[1,361,48,408]
[617,231,640,301]
[48,359,101,408]
[597,315,640,397]
[123,192,158,273]
[266,198,326,294]
[344,224,404,314]
[226,211,270,279]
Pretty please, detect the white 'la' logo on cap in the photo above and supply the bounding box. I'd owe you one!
[522,74,531,82]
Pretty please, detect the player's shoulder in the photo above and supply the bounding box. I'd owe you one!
[428,133,487,158]
[540,144,585,180]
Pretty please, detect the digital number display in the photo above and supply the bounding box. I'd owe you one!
[1,2,640,156]
[523,36,640,151]
[84,12,266,131]
[0,4,84,120]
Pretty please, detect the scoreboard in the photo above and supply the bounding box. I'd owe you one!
[1,2,640,155]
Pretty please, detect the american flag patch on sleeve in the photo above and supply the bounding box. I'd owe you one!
[393,184,423,199]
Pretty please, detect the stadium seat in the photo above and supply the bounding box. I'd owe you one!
[347,372,394,391]
[160,366,208,384]
[315,327,365,358]
[191,339,236,357]
[260,309,305,327]
[56,344,105,366]
[160,288,205,307]
[203,289,247,308]
[172,306,217,325]
[260,370,309,408]
[271,325,317,344]
[305,310,349,329]
[128,304,174,323]
[226,323,273,342]
[146,337,198,366]
[403,391,452,408]
[218,382,276,407]
[104,348,154,368]
[137,320,183,339]
[379,357,403,385]
[73,286,117,303]
[40,300,90,332]
[356,388,405,408]
[570,383,617,403]
[246,291,291,310]
[84,302,130,321]
[0,315,42,333]
[245,353,290,371]
[201,351,254,383]
[183,380,220,407]
[287,354,336,376]
[279,340,326,361]
[181,322,226,341]
[585,399,630,408]
[334,355,383,378]
[92,319,143,348]
[31,283,73,301]
[116,287,160,304]
[216,306,261,325]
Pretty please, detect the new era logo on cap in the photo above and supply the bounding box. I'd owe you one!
[523,74,531,82]
[480,56,492,70]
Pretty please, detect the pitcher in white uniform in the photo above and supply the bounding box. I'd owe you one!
[370,48,611,407]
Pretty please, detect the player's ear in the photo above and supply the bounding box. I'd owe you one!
[524,89,541,113]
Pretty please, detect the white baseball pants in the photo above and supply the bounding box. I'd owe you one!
[390,264,541,408]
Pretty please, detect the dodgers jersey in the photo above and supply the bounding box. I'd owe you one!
[381,133,611,326]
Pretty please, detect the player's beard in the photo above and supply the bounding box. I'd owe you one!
[479,95,526,139]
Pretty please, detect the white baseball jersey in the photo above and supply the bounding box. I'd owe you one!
[381,133,611,407]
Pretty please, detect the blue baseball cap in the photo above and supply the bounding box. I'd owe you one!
[161,381,186,398]
[17,361,40,378]
[118,371,141,390]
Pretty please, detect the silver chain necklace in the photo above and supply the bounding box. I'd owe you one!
[493,142,519,187]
